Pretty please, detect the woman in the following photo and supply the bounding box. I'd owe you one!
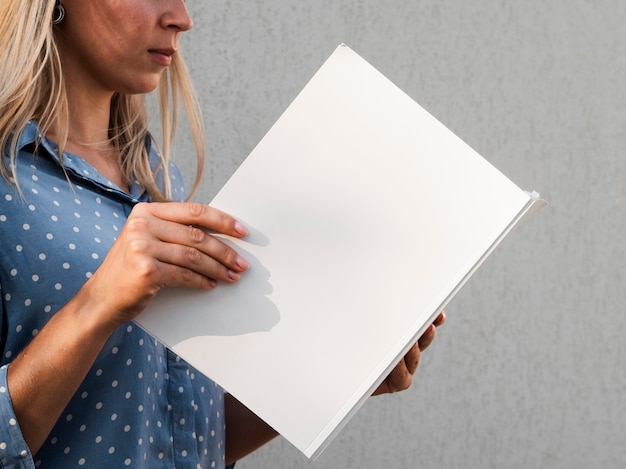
[0,1,444,467]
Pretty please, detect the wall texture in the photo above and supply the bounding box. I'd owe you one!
[174,1,625,468]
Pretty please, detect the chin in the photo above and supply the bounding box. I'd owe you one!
[121,75,163,95]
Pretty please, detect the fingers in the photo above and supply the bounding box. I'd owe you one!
[372,312,447,396]
[128,202,250,285]
[418,311,446,351]
[143,202,248,238]
[433,311,446,327]
[418,324,436,351]
[373,345,420,395]
[151,220,249,282]
[403,342,421,375]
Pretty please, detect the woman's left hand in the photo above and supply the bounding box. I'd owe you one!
[372,311,446,396]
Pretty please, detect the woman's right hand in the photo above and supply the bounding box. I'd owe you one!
[82,201,250,332]
[6,201,249,456]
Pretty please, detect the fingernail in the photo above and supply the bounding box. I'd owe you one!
[227,270,241,281]
[234,221,248,236]
[236,255,250,270]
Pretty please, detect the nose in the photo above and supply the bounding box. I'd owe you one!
[161,0,193,31]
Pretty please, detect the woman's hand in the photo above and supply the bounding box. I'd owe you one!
[372,311,446,395]
[82,201,250,332]
[8,201,249,455]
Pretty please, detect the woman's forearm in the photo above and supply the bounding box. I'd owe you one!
[6,285,116,455]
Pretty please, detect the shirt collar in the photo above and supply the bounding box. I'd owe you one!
[17,119,149,202]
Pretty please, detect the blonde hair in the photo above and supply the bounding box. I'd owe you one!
[0,0,205,201]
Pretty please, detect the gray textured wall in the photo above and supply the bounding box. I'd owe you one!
[174,1,625,468]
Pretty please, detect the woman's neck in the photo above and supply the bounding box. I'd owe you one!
[55,82,130,193]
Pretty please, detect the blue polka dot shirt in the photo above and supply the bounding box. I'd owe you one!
[0,121,229,468]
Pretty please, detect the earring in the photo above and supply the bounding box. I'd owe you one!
[52,0,65,25]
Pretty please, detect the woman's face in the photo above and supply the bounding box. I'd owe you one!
[55,0,193,96]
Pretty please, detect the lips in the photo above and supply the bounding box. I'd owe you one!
[148,48,176,66]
